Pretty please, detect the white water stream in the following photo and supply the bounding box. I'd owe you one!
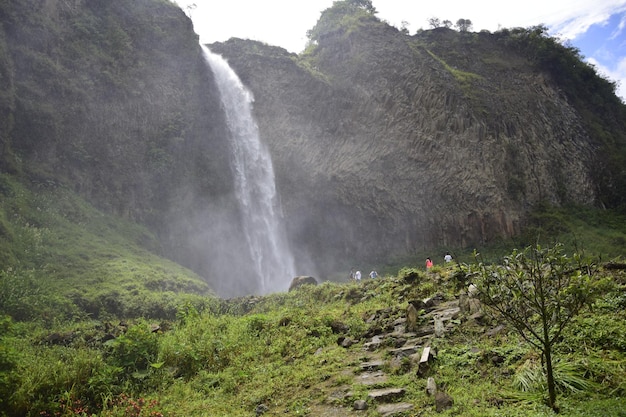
[202,46,296,294]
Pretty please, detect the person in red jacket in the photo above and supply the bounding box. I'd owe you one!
[426,257,433,269]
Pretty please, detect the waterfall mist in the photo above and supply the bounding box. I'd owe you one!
[202,46,297,295]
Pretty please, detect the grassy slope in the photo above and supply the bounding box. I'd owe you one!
[376,204,626,278]
[2,265,625,416]
[0,173,213,323]
[1,176,625,416]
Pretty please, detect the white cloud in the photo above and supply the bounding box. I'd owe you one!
[176,1,626,50]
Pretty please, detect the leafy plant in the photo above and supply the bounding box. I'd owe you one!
[104,321,161,390]
[513,357,596,394]
[464,243,606,410]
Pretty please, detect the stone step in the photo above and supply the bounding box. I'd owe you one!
[389,344,420,358]
[363,335,383,351]
[367,387,406,402]
[360,359,385,372]
[376,402,414,416]
[356,370,388,385]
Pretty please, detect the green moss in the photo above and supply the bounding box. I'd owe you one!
[425,49,483,86]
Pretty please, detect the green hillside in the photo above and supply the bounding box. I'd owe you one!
[1,174,625,415]
[0,174,213,323]
[1,249,625,416]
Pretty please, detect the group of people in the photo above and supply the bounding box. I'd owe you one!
[426,252,453,269]
[350,269,378,282]
[349,251,453,281]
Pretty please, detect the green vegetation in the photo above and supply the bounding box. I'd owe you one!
[1,2,626,415]
[305,0,380,46]
[465,244,606,411]
[425,49,482,86]
[0,174,213,323]
[1,244,624,416]
[0,178,624,416]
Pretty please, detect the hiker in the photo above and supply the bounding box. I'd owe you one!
[355,270,362,281]
[369,270,378,279]
[444,252,452,263]
[426,257,433,269]
[349,269,355,281]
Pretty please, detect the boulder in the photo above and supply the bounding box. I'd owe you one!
[353,399,368,410]
[288,276,318,291]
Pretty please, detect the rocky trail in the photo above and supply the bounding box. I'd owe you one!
[301,293,482,417]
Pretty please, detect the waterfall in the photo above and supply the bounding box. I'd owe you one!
[202,45,296,294]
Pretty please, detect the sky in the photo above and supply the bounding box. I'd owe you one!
[174,0,626,102]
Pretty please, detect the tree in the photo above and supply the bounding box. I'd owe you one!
[427,17,441,28]
[442,19,453,28]
[464,244,603,411]
[306,0,378,44]
[455,18,472,32]
[400,20,410,34]
[346,0,377,14]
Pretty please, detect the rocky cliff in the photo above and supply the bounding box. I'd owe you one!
[210,9,626,277]
[0,0,259,296]
[1,0,625,294]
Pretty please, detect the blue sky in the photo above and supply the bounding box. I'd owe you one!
[565,11,626,101]
[176,0,626,102]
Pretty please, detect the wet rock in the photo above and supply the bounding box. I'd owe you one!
[360,359,385,372]
[417,346,436,376]
[329,320,349,334]
[338,336,355,348]
[363,335,383,351]
[434,316,445,337]
[485,324,507,337]
[357,370,388,385]
[255,403,269,416]
[389,344,420,358]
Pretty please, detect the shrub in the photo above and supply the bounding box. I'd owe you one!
[398,267,421,283]
[104,321,161,391]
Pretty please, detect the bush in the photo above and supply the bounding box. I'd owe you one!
[398,267,421,283]
[0,268,80,322]
[104,320,161,391]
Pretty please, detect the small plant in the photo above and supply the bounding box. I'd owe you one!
[104,321,160,390]
[465,243,606,411]
[101,394,164,417]
[398,267,421,283]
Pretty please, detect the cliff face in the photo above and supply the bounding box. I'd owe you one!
[210,20,624,275]
[0,0,261,296]
[1,1,625,293]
